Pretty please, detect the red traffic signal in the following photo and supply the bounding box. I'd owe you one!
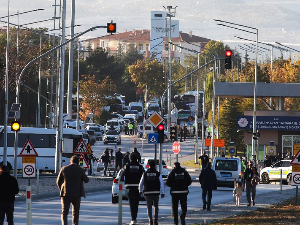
[225,50,232,57]
[157,124,164,143]
[225,49,232,69]
[157,124,164,131]
[107,22,116,34]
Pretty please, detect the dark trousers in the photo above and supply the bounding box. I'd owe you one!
[61,196,81,225]
[202,188,212,208]
[246,180,256,204]
[0,201,14,225]
[145,195,159,222]
[115,161,123,171]
[103,162,108,176]
[126,188,140,221]
[171,194,187,224]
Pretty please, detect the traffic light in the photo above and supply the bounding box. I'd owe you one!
[107,22,116,34]
[170,126,178,141]
[225,50,232,69]
[11,121,20,131]
[157,124,164,143]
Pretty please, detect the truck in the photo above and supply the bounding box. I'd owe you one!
[129,102,144,121]
[145,102,160,118]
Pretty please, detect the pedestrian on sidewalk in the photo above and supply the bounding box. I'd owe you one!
[199,151,209,170]
[120,153,144,225]
[123,151,130,167]
[139,160,165,225]
[100,148,111,176]
[115,148,123,172]
[0,165,19,225]
[56,155,89,225]
[233,182,243,206]
[250,166,260,206]
[131,147,141,164]
[199,162,217,211]
[244,161,255,206]
[166,162,192,225]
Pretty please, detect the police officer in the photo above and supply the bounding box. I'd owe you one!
[120,153,144,225]
[166,162,192,225]
[139,160,165,225]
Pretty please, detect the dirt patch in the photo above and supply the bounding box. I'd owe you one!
[210,197,300,225]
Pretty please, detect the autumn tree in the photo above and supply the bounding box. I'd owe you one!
[79,75,116,124]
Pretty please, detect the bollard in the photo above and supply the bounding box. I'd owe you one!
[166,150,168,161]
[280,169,282,191]
[170,154,172,167]
[36,169,39,194]
[26,186,32,225]
[233,177,237,203]
[118,181,123,225]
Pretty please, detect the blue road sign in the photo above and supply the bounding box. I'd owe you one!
[148,133,158,144]
[188,121,194,126]
[229,147,236,155]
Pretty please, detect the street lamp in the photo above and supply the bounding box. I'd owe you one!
[215,19,258,166]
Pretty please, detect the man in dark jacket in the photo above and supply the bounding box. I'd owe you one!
[244,161,255,206]
[131,147,141,164]
[166,162,192,225]
[199,162,217,211]
[139,160,165,225]
[120,153,144,225]
[199,151,209,170]
[0,165,19,225]
[123,151,130,167]
[115,148,123,171]
[101,148,110,176]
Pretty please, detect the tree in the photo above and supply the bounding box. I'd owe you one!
[79,75,116,123]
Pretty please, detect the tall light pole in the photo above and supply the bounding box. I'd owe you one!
[164,6,177,133]
[215,19,258,165]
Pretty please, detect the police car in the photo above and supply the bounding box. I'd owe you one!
[260,159,292,185]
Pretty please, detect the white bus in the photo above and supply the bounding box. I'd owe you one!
[0,127,84,172]
[178,91,204,117]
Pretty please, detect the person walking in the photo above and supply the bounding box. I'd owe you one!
[166,162,192,225]
[0,165,19,225]
[199,162,217,211]
[100,148,110,176]
[139,160,165,225]
[233,182,243,206]
[56,155,89,225]
[129,123,134,135]
[120,153,144,225]
[123,151,130,167]
[115,148,123,172]
[131,147,141,164]
[244,161,255,206]
[250,166,259,206]
[183,125,187,141]
[199,151,209,170]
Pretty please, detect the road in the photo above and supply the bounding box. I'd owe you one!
[13,182,295,224]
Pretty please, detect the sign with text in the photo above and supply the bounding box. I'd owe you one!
[237,115,300,131]
[214,139,225,147]
[205,139,211,147]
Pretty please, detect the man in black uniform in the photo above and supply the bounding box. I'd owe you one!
[199,151,209,170]
[244,161,255,206]
[120,153,144,225]
[139,160,165,225]
[131,147,141,164]
[166,162,192,225]
[123,151,130,167]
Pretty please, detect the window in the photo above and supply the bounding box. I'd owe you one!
[154,14,163,17]
[215,160,238,171]
[100,41,105,48]
[139,44,143,51]
[165,44,168,51]
[146,44,149,51]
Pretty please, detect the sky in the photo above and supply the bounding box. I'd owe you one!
[1,0,300,60]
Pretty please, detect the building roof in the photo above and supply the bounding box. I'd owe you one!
[85,29,210,43]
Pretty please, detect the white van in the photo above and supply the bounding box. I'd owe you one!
[212,157,244,188]
[105,120,122,132]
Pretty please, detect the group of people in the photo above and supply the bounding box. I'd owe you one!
[124,121,138,136]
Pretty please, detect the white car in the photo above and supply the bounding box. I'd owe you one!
[103,130,121,145]
[260,159,292,185]
[141,158,169,178]
[111,169,145,204]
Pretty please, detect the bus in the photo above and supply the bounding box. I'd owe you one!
[0,127,84,172]
[174,91,203,118]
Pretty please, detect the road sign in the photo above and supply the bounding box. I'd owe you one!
[23,163,36,177]
[205,139,211,147]
[188,121,193,126]
[22,157,36,164]
[74,139,90,154]
[172,141,180,154]
[19,140,38,156]
[147,112,164,128]
[214,139,225,147]
[148,133,158,144]
[79,153,89,169]
[228,147,236,155]
[291,172,300,186]
[291,150,300,165]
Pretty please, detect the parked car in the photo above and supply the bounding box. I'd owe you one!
[141,158,169,178]
[260,159,292,185]
[105,119,122,132]
[63,119,83,129]
[111,169,145,204]
[86,126,103,141]
[124,114,138,123]
[78,129,96,145]
[85,123,106,134]
[212,157,244,188]
[103,130,121,145]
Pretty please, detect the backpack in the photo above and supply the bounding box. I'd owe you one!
[251,175,259,186]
